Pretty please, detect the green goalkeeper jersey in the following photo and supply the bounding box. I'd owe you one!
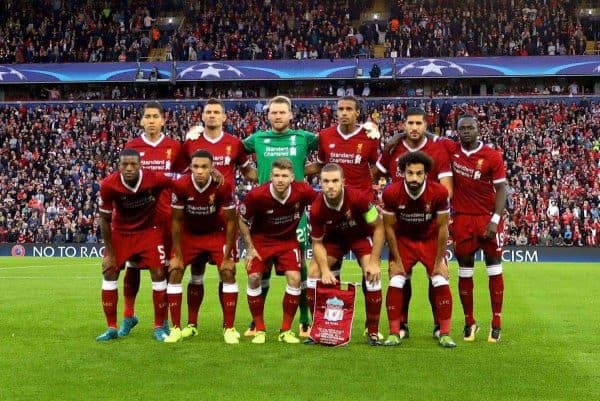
[243,128,318,184]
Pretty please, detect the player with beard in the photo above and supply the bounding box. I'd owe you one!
[381,151,455,348]
[375,107,453,340]
[307,163,385,345]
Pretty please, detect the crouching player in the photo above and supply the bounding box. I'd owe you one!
[382,151,456,348]
[307,163,384,345]
[165,150,240,344]
[239,158,318,344]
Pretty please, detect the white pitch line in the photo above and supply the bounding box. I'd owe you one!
[0,276,98,279]
[0,263,98,270]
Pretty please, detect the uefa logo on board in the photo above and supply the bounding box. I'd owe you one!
[11,245,26,257]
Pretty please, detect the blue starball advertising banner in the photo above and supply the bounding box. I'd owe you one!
[0,56,599,83]
[1,244,598,263]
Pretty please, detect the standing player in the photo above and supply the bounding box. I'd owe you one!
[308,163,384,345]
[312,96,380,195]
[164,150,239,344]
[242,95,318,337]
[239,158,318,344]
[182,98,254,339]
[381,152,455,348]
[308,96,381,338]
[119,101,186,337]
[444,116,507,342]
[183,98,255,187]
[96,149,171,342]
[375,107,453,339]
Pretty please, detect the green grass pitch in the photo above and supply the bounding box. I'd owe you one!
[0,257,598,401]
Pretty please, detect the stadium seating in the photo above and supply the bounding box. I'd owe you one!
[0,0,596,63]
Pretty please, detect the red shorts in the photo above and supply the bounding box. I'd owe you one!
[324,236,373,262]
[181,231,234,268]
[451,214,505,259]
[396,236,444,276]
[247,237,301,276]
[113,228,165,270]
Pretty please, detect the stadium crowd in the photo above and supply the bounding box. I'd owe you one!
[0,0,596,63]
[0,99,599,246]
[385,0,594,57]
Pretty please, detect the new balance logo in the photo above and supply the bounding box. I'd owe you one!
[187,197,195,201]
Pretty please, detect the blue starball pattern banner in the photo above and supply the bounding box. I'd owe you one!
[0,56,598,83]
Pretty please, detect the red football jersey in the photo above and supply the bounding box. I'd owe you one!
[125,134,187,217]
[240,181,317,241]
[317,125,379,193]
[309,187,375,242]
[125,134,187,177]
[99,169,171,232]
[376,137,452,183]
[171,175,235,235]
[440,139,506,215]
[382,179,450,240]
[182,132,250,189]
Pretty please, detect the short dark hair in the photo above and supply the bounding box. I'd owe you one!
[321,163,344,178]
[190,149,214,163]
[338,96,360,111]
[271,157,293,172]
[143,101,164,114]
[457,114,478,125]
[204,98,225,112]
[405,107,426,118]
[397,151,433,174]
[119,148,141,160]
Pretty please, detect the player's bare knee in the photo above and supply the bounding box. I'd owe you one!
[149,267,166,282]
[219,268,235,284]
[485,255,502,267]
[248,273,261,288]
[286,273,301,288]
[103,271,119,281]
[169,269,184,284]
[456,254,475,267]
[190,263,206,276]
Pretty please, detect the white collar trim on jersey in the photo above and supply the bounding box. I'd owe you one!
[402,137,428,152]
[323,188,345,211]
[120,169,143,193]
[202,131,224,144]
[269,183,292,204]
[461,141,484,157]
[141,133,165,147]
[404,180,426,200]
[336,125,362,140]
[192,176,212,193]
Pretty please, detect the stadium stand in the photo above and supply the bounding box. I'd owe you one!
[1,0,596,63]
